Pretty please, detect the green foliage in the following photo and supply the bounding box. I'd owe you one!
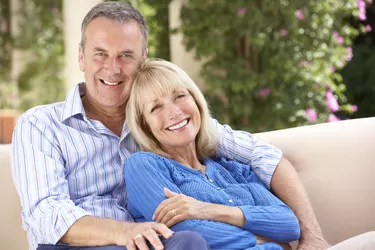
[340,44,375,118]
[14,0,65,111]
[112,0,171,59]
[0,0,15,109]
[179,0,361,131]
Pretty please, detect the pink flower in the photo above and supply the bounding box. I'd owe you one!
[352,105,358,112]
[325,89,339,112]
[258,88,271,97]
[345,47,353,61]
[295,10,305,20]
[280,29,289,37]
[357,0,367,20]
[305,109,318,122]
[327,114,340,122]
[329,66,336,72]
[365,24,372,32]
[333,31,344,45]
[237,8,247,15]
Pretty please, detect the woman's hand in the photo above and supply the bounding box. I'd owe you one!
[153,188,208,227]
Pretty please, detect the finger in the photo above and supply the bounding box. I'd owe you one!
[125,240,137,250]
[134,234,150,250]
[153,198,177,220]
[156,202,180,224]
[165,214,185,228]
[164,187,178,198]
[142,228,164,250]
[154,198,180,222]
[152,223,174,239]
[159,207,177,225]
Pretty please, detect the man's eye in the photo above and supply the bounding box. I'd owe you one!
[95,53,106,57]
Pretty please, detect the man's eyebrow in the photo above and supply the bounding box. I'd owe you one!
[93,47,107,52]
[120,50,134,54]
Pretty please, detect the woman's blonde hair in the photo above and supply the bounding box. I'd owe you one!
[126,59,217,159]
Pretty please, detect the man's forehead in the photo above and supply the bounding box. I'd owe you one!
[85,17,142,41]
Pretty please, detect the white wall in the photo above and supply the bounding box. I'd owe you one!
[169,0,205,88]
[63,0,102,90]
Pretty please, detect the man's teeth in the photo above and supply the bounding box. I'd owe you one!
[103,80,120,86]
[168,119,188,131]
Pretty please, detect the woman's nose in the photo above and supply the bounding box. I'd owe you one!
[167,103,182,120]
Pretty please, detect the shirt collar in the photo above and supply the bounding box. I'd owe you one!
[60,82,87,123]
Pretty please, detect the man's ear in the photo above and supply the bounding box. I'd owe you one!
[143,47,148,60]
[78,45,85,72]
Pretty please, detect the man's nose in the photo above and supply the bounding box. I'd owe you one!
[105,57,121,75]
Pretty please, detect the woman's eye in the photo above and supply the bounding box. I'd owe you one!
[150,105,160,113]
[176,94,186,99]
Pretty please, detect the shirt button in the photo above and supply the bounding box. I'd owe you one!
[216,187,221,190]
[228,199,233,203]
[209,179,214,183]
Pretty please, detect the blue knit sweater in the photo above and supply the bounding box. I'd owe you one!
[125,152,300,250]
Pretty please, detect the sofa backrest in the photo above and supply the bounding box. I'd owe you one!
[0,144,29,250]
[256,117,375,246]
[2,117,374,249]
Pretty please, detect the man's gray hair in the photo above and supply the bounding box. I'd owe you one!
[80,1,148,54]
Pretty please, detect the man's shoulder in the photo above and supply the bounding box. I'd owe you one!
[16,101,65,126]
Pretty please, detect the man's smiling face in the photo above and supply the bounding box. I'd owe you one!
[79,17,145,110]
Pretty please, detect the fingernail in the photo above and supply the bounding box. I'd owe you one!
[152,214,155,220]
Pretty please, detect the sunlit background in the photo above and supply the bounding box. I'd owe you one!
[0,0,374,143]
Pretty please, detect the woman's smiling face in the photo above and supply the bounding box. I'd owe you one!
[142,87,201,151]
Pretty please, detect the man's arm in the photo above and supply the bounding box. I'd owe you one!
[271,157,331,250]
[61,216,172,250]
[11,113,171,250]
[212,118,330,249]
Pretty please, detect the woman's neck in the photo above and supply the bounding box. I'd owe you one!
[166,144,204,172]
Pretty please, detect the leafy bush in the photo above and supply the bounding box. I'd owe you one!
[179,0,367,131]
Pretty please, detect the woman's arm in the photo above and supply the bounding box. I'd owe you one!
[153,159,300,244]
[125,153,257,250]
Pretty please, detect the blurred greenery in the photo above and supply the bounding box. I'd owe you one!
[0,0,374,132]
[340,2,375,119]
[0,0,65,111]
[179,0,364,131]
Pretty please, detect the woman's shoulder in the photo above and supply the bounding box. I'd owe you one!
[127,151,167,165]
[209,156,250,177]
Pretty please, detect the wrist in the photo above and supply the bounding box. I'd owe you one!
[112,221,134,245]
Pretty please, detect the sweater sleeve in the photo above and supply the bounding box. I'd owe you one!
[237,161,301,243]
[124,152,257,250]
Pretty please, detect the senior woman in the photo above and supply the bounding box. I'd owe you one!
[124,59,300,250]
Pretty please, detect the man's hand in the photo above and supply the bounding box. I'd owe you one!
[153,188,207,227]
[297,237,331,250]
[117,221,174,250]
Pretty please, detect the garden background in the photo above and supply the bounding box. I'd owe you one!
[0,0,374,142]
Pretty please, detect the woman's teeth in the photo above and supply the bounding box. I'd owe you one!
[168,119,188,131]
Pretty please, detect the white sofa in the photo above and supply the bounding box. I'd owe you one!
[2,117,375,250]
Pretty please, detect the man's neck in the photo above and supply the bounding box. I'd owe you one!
[82,96,125,137]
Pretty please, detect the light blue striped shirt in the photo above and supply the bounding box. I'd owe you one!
[11,83,282,250]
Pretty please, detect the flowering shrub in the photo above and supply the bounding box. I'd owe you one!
[179,0,371,131]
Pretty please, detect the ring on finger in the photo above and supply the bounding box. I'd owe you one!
[171,209,177,216]
[133,233,143,240]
